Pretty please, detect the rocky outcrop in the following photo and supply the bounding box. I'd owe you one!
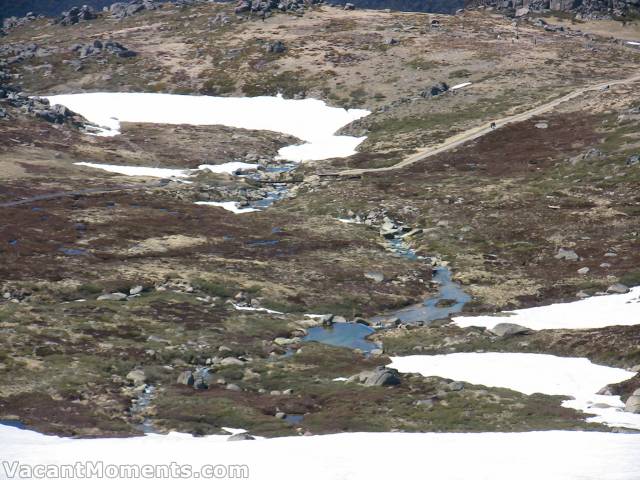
[55,5,98,26]
[70,40,137,58]
[234,0,324,16]
[466,0,640,18]
[109,0,159,19]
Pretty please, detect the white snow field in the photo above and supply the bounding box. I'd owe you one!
[1,425,640,480]
[454,286,640,331]
[45,92,370,161]
[193,201,260,214]
[74,162,190,179]
[389,353,640,429]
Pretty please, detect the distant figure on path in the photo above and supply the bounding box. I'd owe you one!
[490,122,496,130]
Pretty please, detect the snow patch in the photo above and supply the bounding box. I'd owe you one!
[193,201,259,214]
[389,352,640,429]
[1,426,640,480]
[453,287,640,331]
[451,82,472,90]
[74,162,189,179]
[45,93,370,162]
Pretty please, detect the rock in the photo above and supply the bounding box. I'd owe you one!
[97,292,127,301]
[421,82,449,97]
[56,6,97,26]
[220,357,244,366]
[126,369,147,386]
[226,383,242,392]
[319,314,334,326]
[607,283,630,294]
[275,412,287,419]
[266,41,287,54]
[130,285,144,295]
[360,366,401,387]
[448,381,465,391]
[625,395,640,414]
[489,323,532,338]
[631,365,640,373]
[364,271,384,283]
[577,267,590,275]
[554,248,579,261]
[344,3,355,9]
[626,154,639,166]
[415,399,434,408]
[227,432,255,441]
[177,370,195,386]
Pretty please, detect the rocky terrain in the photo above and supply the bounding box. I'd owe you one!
[1,0,639,441]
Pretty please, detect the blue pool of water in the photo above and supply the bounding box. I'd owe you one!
[303,323,377,353]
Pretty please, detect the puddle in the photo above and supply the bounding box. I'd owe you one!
[303,323,378,353]
[246,239,280,247]
[284,414,304,425]
[58,247,88,256]
[0,420,27,430]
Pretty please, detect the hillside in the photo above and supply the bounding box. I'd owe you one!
[0,1,639,476]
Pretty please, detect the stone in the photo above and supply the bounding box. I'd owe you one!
[626,155,639,166]
[364,271,384,283]
[266,41,286,54]
[177,370,195,386]
[361,366,401,387]
[226,383,242,392]
[489,323,531,338]
[126,369,146,386]
[421,82,449,97]
[344,3,355,9]
[577,267,590,275]
[129,285,144,295]
[227,432,255,441]
[415,399,434,408]
[625,395,640,414]
[97,292,127,301]
[607,283,630,294]
[220,357,244,366]
[448,381,464,391]
[554,248,579,261]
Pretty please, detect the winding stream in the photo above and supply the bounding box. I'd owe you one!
[302,233,470,352]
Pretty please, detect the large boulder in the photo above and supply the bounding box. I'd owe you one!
[489,323,531,338]
[352,366,401,387]
[624,390,640,414]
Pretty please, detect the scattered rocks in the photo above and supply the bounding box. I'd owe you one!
[489,323,532,339]
[72,40,137,59]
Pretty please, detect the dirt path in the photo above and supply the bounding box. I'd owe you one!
[338,73,640,176]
